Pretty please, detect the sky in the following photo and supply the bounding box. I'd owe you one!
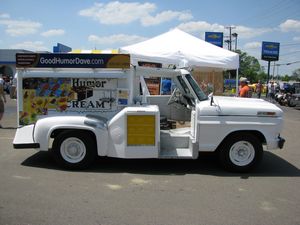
[1,0,300,76]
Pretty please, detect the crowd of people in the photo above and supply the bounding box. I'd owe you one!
[0,75,7,128]
[238,76,281,100]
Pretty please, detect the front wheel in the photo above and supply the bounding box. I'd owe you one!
[52,130,97,170]
[219,133,263,172]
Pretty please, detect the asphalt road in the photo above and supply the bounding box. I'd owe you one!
[0,96,300,225]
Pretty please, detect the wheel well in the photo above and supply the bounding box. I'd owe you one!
[50,129,97,147]
[217,130,266,151]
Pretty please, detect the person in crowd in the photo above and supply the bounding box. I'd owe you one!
[239,77,251,98]
[268,81,276,101]
[256,80,262,98]
[161,78,172,95]
[0,75,7,128]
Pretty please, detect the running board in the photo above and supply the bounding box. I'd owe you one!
[159,129,198,159]
[159,148,193,159]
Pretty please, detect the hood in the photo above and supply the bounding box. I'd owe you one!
[199,96,283,117]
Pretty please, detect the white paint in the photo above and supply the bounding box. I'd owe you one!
[105,184,122,190]
[131,178,151,185]
[13,175,31,180]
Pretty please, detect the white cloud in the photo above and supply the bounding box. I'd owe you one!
[88,34,147,46]
[10,41,49,51]
[293,36,300,41]
[0,13,10,19]
[235,26,273,39]
[141,10,193,26]
[79,1,192,26]
[79,2,155,25]
[177,21,224,33]
[243,42,261,49]
[177,21,273,39]
[41,29,65,37]
[0,18,42,36]
[280,19,300,32]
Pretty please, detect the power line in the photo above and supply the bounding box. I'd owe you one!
[238,0,288,24]
[280,50,300,56]
[242,42,300,50]
[237,0,300,27]
[281,42,300,47]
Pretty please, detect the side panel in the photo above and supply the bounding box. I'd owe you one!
[197,115,283,152]
[127,115,156,146]
[16,69,131,127]
[107,106,160,158]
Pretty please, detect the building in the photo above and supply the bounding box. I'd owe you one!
[0,49,32,78]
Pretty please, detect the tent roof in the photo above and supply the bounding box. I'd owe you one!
[120,28,239,70]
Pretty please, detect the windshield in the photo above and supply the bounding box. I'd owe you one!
[185,74,208,101]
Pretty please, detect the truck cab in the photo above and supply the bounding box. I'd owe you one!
[13,53,285,172]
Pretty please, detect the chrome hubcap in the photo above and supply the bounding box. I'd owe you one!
[60,137,86,163]
[229,141,255,166]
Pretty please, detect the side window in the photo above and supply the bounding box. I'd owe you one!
[144,77,161,95]
[177,76,191,94]
[161,78,172,95]
[143,77,174,95]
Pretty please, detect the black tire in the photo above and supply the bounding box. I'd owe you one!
[52,130,97,170]
[218,133,263,172]
[288,100,296,107]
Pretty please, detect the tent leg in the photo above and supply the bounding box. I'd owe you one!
[235,69,239,96]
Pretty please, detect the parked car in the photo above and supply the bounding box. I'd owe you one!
[283,83,293,93]
[288,93,300,107]
[292,83,300,94]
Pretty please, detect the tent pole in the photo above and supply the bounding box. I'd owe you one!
[236,69,239,96]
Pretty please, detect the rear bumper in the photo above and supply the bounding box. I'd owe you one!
[14,143,40,149]
[13,125,40,149]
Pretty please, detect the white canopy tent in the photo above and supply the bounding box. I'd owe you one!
[120,28,239,70]
[120,29,240,95]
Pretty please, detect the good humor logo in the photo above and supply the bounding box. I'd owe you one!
[39,57,105,65]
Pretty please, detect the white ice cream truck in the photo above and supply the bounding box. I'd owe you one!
[13,53,285,172]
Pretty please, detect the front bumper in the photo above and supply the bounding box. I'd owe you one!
[278,136,285,149]
[267,135,285,150]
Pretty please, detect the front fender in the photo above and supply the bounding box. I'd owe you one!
[33,116,108,156]
[198,115,283,152]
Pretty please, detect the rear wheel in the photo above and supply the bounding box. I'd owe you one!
[219,133,263,172]
[52,130,96,170]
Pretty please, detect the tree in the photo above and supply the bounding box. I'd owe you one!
[292,68,300,81]
[281,74,290,82]
[235,50,264,83]
[256,71,268,82]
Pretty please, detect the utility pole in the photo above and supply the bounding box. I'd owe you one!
[232,33,238,51]
[225,26,236,51]
[224,40,231,50]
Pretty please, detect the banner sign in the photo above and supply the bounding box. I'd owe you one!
[20,77,122,125]
[205,32,223,47]
[261,41,280,61]
[16,53,130,69]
